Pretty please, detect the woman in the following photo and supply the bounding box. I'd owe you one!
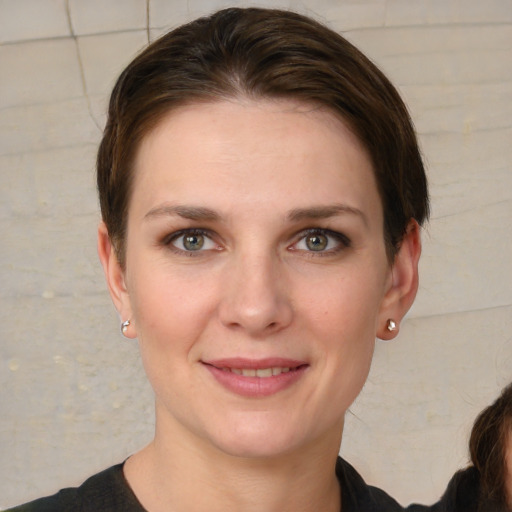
[10,7,428,511]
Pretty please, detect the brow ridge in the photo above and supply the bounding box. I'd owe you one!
[144,204,221,221]
[144,202,367,226]
[287,204,368,226]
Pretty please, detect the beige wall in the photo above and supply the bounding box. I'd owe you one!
[1,0,511,508]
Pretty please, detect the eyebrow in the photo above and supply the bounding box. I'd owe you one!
[144,204,221,222]
[287,204,368,227]
[144,203,367,226]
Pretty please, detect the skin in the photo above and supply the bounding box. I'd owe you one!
[98,98,421,512]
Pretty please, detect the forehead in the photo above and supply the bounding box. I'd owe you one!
[136,97,370,163]
[131,98,381,223]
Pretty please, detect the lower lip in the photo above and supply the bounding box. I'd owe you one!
[204,364,308,398]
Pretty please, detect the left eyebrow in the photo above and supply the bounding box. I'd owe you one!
[287,204,368,227]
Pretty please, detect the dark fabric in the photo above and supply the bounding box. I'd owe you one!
[5,459,490,512]
[408,466,480,512]
[8,457,405,512]
[335,457,404,511]
[6,463,144,512]
[407,466,508,512]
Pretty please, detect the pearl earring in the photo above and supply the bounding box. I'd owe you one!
[121,319,131,336]
[387,319,397,332]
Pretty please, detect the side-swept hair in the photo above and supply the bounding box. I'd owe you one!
[97,7,429,266]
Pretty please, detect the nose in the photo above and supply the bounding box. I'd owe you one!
[218,251,293,337]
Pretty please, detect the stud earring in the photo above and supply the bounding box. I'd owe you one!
[121,319,131,336]
[386,319,397,332]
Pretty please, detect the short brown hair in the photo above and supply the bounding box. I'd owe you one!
[469,383,512,510]
[97,7,429,266]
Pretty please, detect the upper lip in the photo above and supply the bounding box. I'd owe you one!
[202,357,308,370]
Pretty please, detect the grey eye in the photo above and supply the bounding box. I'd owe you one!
[183,234,205,251]
[168,230,217,253]
[305,234,328,251]
[293,229,349,254]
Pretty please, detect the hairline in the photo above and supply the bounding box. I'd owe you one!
[115,92,390,267]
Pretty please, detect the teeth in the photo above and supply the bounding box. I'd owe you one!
[229,367,291,377]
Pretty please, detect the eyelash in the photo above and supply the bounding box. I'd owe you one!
[162,228,351,256]
[163,228,219,256]
[291,228,351,256]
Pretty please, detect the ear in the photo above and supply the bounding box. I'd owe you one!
[97,222,136,338]
[377,219,421,341]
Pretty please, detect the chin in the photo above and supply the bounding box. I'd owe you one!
[214,436,301,461]
[205,414,316,460]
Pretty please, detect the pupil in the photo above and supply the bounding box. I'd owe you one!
[184,234,204,251]
[307,234,327,251]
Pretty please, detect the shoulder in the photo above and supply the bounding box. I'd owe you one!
[4,488,77,512]
[5,463,145,512]
[336,457,405,511]
[427,465,507,512]
[406,466,483,512]
[435,465,481,511]
[335,459,483,512]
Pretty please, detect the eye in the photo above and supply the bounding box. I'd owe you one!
[304,233,329,251]
[167,229,218,253]
[292,229,350,254]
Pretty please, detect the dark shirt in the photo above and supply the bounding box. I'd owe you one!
[408,466,509,512]
[7,457,405,512]
[410,466,480,512]
[8,459,495,512]
[6,462,141,512]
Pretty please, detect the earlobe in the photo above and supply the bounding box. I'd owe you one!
[97,222,135,336]
[378,219,422,341]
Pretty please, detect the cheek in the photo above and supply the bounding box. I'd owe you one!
[301,267,384,397]
[128,269,221,404]
[128,265,220,355]
[300,267,386,338]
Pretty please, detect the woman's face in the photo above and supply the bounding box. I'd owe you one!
[100,99,419,459]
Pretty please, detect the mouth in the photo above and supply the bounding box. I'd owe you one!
[202,358,308,397]
[224,367,292,377]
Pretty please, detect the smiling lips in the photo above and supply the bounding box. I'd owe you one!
[203,358,308,397]
[224,366,291,377]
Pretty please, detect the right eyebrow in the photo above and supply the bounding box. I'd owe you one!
[143,204,222,222]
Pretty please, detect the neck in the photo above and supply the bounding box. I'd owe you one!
[124,412,343,512]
